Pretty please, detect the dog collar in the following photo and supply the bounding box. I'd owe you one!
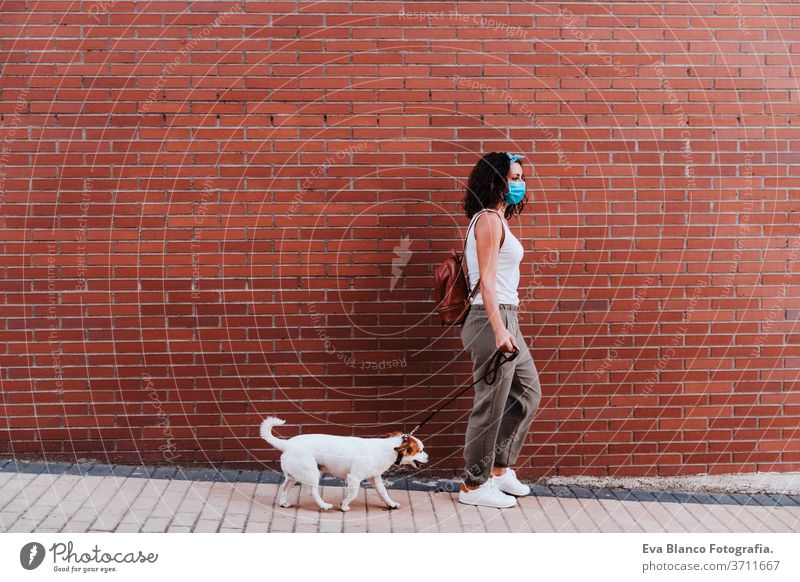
[393,433,411,466]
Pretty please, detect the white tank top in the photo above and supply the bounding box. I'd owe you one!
[464,210,524,306]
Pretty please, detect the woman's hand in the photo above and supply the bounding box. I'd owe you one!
[494,327,517,353]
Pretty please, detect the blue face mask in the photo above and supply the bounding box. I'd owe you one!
[505,153,526,205]
[505,181,525,205]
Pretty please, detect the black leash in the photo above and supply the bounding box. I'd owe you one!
[392,346,520,467]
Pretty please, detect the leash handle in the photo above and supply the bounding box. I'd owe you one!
[407,345,519,437]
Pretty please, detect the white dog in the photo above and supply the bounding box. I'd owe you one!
[260,417,429,512]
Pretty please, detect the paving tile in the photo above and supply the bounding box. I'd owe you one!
[550,497,592,532]
[689,492,718,504]
[769,493,800,506]
[750,504,800,532]
[150,467,177,480]
[268,485,301,533]
[215,470,240,483]
[427,492,461,533]
[108,465,137,478]
[475,504,510,532]
[729,493,759,506]
[570,486,596,500]
[681,499,734,532]
[21,462,53,474]
[244,520,270,532]
[65,463,95,476]
[318,518,343,533]
[669,491,698,504]
[548,485,575,498]
[6,518,37,532]
[537,494,578,532]
[43,462,73,475]
[141,517,171,533]
[629,489,658,503]
[709,502,768,532]
[389,491,415,531]
[87,464,114,477]
[517,495,555,532]
[341,490,370,533]
[592,488,618,501]
[456,502,487,532]
[596,498,646,533]
[193,519,220,533]
[610,489,638,503]
[733,506,794,532]
[651,500,709,533]
[1,461,24,473]
[579,496,624,532]
[653,492,678,503]
[408,487,440,533]
[749,493,781,507]
[713,493,741,505]
[238,470,261,483]
[528,484,555,497]
[60,521,92,533]
[579,498,626,532]
[130,467,154,479]
[365,493,393,533]
[500,503,531,533]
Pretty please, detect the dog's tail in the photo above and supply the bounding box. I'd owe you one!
[260,417,288,451]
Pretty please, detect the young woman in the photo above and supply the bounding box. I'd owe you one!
[458,152,543,509]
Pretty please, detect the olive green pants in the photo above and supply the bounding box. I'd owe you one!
[460,303,542,487]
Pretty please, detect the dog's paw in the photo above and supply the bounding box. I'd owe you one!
[386,501,400,510]
[340,504,350,512]
[319,502,333,510]
[279,500,293,508]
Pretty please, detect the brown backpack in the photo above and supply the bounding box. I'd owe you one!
[434,209,506,326]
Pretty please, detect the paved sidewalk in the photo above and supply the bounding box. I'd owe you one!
[1,459,799,533]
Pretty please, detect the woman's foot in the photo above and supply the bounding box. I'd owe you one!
[491,467,530,496]
[458,480,517,508]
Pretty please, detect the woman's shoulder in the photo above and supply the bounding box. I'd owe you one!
[473,209,507,227]
[471,209,506,239]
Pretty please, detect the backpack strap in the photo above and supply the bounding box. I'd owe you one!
[463,209,506,301]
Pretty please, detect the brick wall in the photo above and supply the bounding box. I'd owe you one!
[1,1,799,478]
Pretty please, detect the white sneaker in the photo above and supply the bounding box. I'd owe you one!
[458,479,517,508]
[491,468,531,496]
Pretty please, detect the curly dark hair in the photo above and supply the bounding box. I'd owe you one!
[462,152,528,220]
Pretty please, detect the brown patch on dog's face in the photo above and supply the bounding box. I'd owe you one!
[392,438,415,455]
[385,431,404,437]
[393,436,429,467]
[405,438,421,456]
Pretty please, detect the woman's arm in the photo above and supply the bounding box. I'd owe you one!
[474,212,517,353]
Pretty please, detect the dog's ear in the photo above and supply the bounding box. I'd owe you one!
[385,431,403,437]
[397,439,420,455]
[394,440,415,454]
